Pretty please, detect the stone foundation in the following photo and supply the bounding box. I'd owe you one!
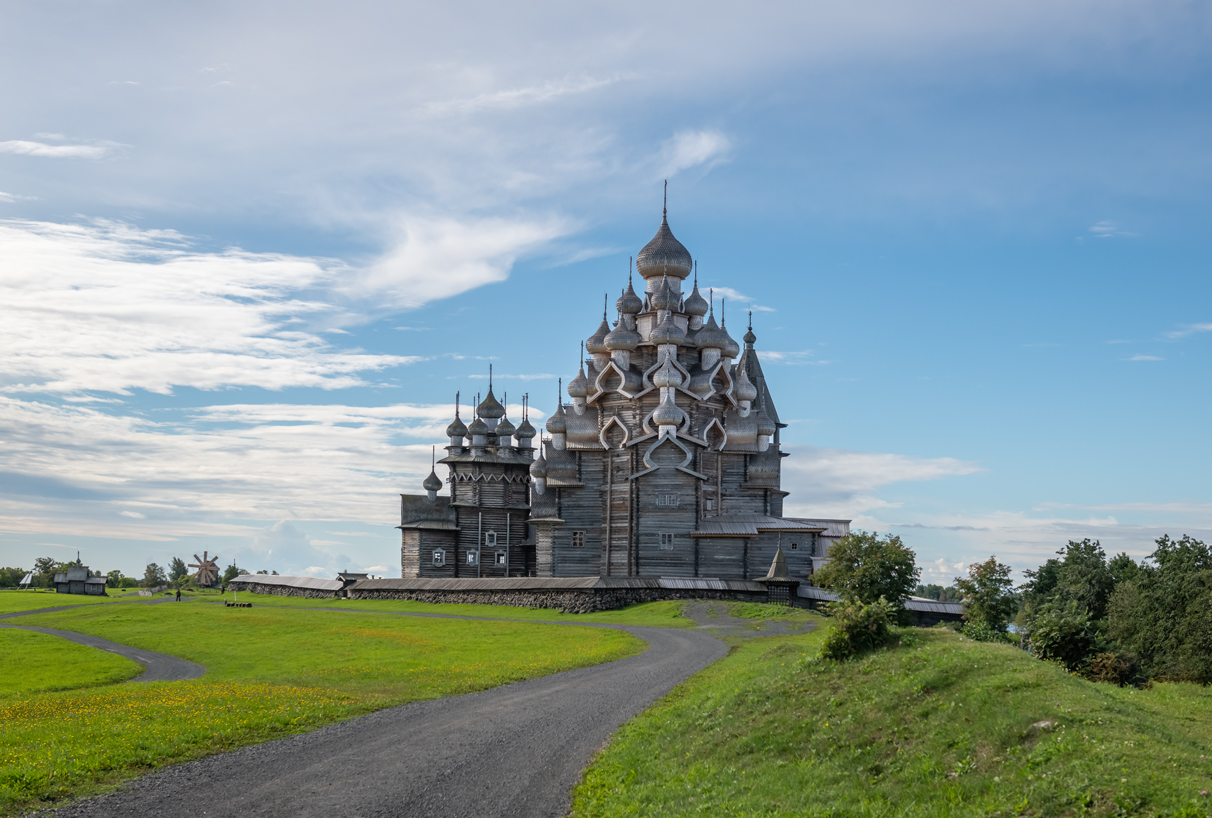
[231,581,341,599]
[348,586,766,614]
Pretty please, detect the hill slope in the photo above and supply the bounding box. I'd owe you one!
[572,622,1212,817]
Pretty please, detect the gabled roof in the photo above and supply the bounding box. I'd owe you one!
[692,513,826,537]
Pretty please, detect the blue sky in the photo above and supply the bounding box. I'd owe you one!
[1,0,1209,581]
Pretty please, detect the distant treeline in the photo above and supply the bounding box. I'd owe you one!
[0,557,276,590]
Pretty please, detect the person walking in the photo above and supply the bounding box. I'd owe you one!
[175,588,181,602]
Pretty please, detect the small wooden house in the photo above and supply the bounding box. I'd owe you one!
[53,560,107,596]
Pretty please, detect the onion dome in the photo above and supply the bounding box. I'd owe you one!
[495,414,517,438]
[586,315,611,355]
[653,391,682,427]
[616,278,643,315]
[422,469,443,493]
[735,366,759,403]
[684,280,708,317]
[515,416,537,440]
[719,323,741,359]
[477,387,505,420]
[756,407,777,438]
[650,273,677,312]
[695,310,726,349]
[445,414,467,439]
[604,320,640,351]
[743,311,757,346]
[649,310,685,346]
[652,357,684,389]
[567,363,589,398]
[546,402,567,434]
[529,448,548,479]
[636,205,692,281]
[467,415,488,437]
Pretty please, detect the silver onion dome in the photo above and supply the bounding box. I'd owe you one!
[567,364,589,398]
[495,414,517,438]
[653,391,682,427]
[477,388,505,420]
[650,273,678,313]
[422,469,443,493]
[467,415,488,436]
[719,323,741,359]
[735,365,759,403]
[683,280,708,317]
[756,407,777,438]
[636,209,692,281]
[652,357,684,389]
[616,278,643,315]
[515,417,537,440]
[586,316,611,355]
[445,414,467,439]
[604,320,640,351]
[649,310,685,346]
[529,448,548,479]
[695,311,726,349]
[546,402,567,434]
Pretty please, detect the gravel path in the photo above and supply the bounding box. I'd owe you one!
[0,623,205,682]
[35,622,726,818]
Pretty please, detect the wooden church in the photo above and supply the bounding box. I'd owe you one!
[399,197,849,581]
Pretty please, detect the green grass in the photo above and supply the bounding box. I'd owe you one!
[725,602,819,625]
[232,592,696,628]
[1,602,643,815]
[0,629,142,696]
[572,622,1212,818]
[0,590,145,614]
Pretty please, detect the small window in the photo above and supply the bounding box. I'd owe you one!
[655,494,678,506]
[432,549,446,567]
[572,531,585,548]
[790,542,798,551]
[659,533,675,550]
[496,552,506,565]
[704,498,715,511]
[485,531,497,547]
[467,551,478,566]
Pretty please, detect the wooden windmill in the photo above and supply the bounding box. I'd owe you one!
[189,551,220,587]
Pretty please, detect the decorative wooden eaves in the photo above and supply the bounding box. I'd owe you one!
[631,433,711,481]
[450,472,532,484]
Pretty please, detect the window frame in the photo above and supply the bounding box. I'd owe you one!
[495,551,506,565]
[571,530,586,548]
[484,531,497,547]
[659,532,675,550]
[467,551,478,566]
[432,549,446,567]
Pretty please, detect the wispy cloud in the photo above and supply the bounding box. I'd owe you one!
[758,350,831,366]
[658,130,731,178]
[0,139,117,159]
[421,75,625,117]
[1088,220,1134,239]
[0,219,419,396]
[354,215,571,311]
[0,191,35,203]
[703,285,774,313]
[1124,354,1164,361]
[1163,323,1212,340]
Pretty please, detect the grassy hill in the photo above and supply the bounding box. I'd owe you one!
[572,619,1212,817]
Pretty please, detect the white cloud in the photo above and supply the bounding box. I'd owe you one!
[0,140,114,159]
[782,445,983,519]
[0,219,420,395]
[421,75,626,117]
[1088,220,1133,238]
[1164,323,1212,340]
[0,191,35,203]
[119,510,146,519]
[658,130,731,178]
[703,286,774,314]
[354,215,571,311]
[1124,354,1164,361]
[758,350,831,366]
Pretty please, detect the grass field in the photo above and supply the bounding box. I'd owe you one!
[571,621,1212,818]
[0,590,150,614]
[232,592,697,628]
[0,629,142,696]
[1,601,643,815]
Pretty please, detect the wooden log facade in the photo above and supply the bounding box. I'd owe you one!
[399,201,850,581]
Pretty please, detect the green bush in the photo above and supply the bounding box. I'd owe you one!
[1027,599,1101,672]
[820,597,893,661]
[1084,651,1142,687]
[959,620,1003,643]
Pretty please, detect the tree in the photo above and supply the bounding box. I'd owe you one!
[33,556,62,588]
[142,563,167,588]
[0,567,26,588]
[814,531,920,612]
[1021,539,1115,620]
[169,557,188,583]
[954,556,1018,633]
[1109,535,1212,683]
[222,564,242,584]
[105,570,124,588]
[1029,598,1102,672]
